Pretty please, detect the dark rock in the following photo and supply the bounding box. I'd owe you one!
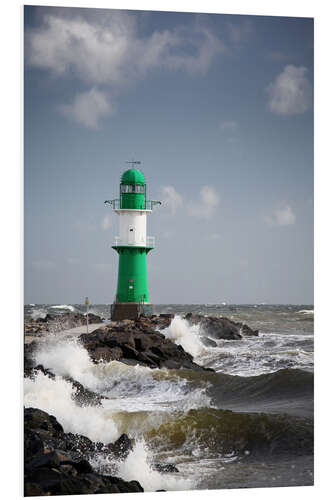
[79,318,208,371]
[153,463,179,474]
[201,336,218,348]
[24,407,144,495]
[184,314,258,340]
[25,407,64,435]
[24,429,44,459]
[64,376,107,407]
[25,450,61,472]
[61,459,94,474]
[34,364,56,379]
[107,433,133,459]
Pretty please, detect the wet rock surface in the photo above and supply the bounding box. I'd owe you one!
[24,312,104,337]
[24,408,142,496]
[78,315,212,372]
[184,313,259,339]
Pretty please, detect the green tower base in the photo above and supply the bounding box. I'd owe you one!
[111,302,154,321]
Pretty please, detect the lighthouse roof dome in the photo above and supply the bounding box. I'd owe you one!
[121,169,146,185]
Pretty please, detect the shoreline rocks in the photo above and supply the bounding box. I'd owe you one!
[24,408,143,496]
[24,312,104,337]
[184,313,259,339]
[78,317,211,372]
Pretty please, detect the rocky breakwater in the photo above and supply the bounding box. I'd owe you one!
[78,314,213,371]
[24,312,104,338]
[184,312,259,346]
[24,407,143,496]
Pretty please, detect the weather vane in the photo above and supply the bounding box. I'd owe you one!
[126,160,141,168]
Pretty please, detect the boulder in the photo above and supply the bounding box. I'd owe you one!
[78,316,210,372]
[184,313,258,340]
[24,408,144,496]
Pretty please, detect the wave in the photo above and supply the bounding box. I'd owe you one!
[155,367,313,417]
[160,316,313,377]
[146,407,313,458]
[50,304,76,312]
[297,309,314,315]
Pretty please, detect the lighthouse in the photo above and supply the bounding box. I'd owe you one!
[105,163,161,320]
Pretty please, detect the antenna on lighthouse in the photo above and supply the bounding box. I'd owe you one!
[126,160,141,168]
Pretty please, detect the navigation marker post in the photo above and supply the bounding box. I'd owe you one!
[85,297,90,333]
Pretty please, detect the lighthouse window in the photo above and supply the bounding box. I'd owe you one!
[121,185,135,193]
[135,185,144,193]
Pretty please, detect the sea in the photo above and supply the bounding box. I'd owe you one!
[24,304,314,491]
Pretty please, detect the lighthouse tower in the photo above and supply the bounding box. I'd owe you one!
[105,163,161,320]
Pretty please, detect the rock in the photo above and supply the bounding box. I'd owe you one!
[25,407,64,435]
[34,364,56,379]
[201,336,218,347]
[78,317,209,372]
[107,433,133,459]
[25,450,61,472]
[24,429,44,459]
[24,408,144,496]
[184,314,258,340]
[153,463,179,474]
[24,312,104,340]
[63,377,107,407]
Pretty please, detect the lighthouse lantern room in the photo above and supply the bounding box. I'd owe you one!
[105,164,161,320]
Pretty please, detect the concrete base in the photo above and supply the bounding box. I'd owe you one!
[111,302,153,321]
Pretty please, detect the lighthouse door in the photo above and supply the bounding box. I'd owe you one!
[128,225,135,245]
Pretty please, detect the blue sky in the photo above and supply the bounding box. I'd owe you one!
[24,6,313,304]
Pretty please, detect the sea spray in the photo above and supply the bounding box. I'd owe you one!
[118,439,194,492]
[34,337,212,411]
[161,316,207,359]
[24,371,119,443]
[31,308,48,320]
[50,304,76,312]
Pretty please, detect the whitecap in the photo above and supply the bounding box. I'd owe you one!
[50,304,76,312]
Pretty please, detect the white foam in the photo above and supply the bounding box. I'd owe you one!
[24,371,119,443]
[31,309,47,320]
[161,316,206,359]
[50,304,76,312]
[297,309,314,315]
[118,440,194,492]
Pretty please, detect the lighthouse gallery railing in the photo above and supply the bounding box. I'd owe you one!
[114,236,155,247]
[105,199,161,210]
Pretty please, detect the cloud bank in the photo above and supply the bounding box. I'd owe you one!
[26,10,225,127]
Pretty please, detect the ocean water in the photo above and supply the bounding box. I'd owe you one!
[24,304,314,491]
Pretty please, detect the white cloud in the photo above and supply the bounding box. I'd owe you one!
[61,88,113,129]
[31,260,56,270]
[26,12,224,86]
[102,214,112,231]
[265,204,296,226]
[188,185,220,219]
[266,65,312,115]
[161,186,183,215]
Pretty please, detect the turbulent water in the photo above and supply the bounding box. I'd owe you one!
[24,304,314,491]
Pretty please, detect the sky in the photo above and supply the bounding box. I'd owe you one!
[24,5,313,305]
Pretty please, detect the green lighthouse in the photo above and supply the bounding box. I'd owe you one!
[105,163,161,320]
